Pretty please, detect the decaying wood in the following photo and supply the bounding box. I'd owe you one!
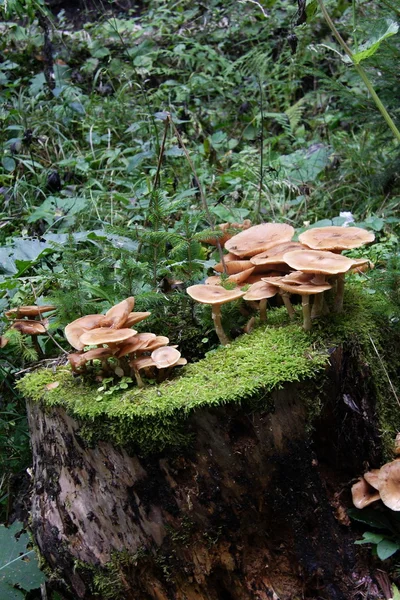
[27,346,383,599]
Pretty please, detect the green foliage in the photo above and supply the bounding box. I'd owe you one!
[0,520,46,598]
[349,507,400,561]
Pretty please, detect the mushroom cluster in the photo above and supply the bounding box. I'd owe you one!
[4,304,57,355]
[351,458,400,511]
[189,222,375,341]
[65,297,186,388]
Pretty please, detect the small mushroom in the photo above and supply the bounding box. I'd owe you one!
[5,304,56,319]
[351,477,381,509]
[79,327,137,348]
[102,297,135,329]
[129,356,157,388]
[283,249,354,314]
[271,280,332,331]
[65,314,106,351]
[243,281,278,322]
[151,346,181,368]
[375,459,400,511]
[187,285,246,346]
[124,312,151,328]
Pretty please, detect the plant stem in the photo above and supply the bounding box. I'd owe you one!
[318,0,400,144]
[153,119,169,190]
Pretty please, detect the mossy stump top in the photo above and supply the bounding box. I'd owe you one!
[18,288,399,453]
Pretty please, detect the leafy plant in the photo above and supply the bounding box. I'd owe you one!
[349,507,400,560]
[0,520,45,598]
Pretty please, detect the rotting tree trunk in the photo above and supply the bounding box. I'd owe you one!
[27,346,384,600]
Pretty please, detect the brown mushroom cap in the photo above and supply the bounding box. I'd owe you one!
[250,242,306,266]
[299,226,375,252]
[129,356,157,371]
[225,223,295,258]
[5,304,56,319]
[351,477,381,509]
[11,319,48,335]
[272,281,332,296]
[376,459,400,511]
[151,347,181,368]
[214,260,253,274]
[283,250,354,275]
[363,469,381,490]
[79,327,137,347]
[65,314,106,351]
[68,347,114,371]
[280,272,315,285]
[124,312,151,327]
[116,333,157,358]
[141,336,170,352]
[243,281,278,301]
[102,297,135,329]
[187,284,246,305]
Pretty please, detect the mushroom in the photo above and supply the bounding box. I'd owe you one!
[65,314,106,351]
[225,223,295,258]
[116,333,157,358]
[129,356,157,388]
[79,327,137,348]
[299,226,375,252]
[250,241,307,272]
[283,249,354,314]
[243,281,278,322]
[351,477,381,509]
[186,284,246,346]
[151,346,181,368]
[5,305,56,319]
[214,260,254,275]
[68,347,114,373]
[11,319,49,358]
[102,297,135,329]
[124,312,151,328]
[270,280,332,331]
[374,460,400,511]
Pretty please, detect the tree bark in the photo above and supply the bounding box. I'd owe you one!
[27,345,384,600]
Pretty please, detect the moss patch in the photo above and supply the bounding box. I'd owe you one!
[18,287,400,453]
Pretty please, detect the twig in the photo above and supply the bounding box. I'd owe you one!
[153,118,170,190]
[369,334,400,408]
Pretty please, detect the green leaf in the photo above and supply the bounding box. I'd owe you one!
[1,157,16,172]
[351,19,399,64]
[0,521,45,598]
[354,531,385,545]
[391,583,400,599]
[348,507,394,532]
[377,539,400,560]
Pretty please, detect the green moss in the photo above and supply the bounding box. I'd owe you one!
[17,286,400,454]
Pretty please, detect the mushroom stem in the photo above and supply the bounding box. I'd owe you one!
[32,336,44,359]
[211,305,230,346]
[259,298,267,322]
[334,273,345,313]
[302,296,312,332]
[311,293,324,319]
[280,292,296,320]
[133,367,145,388]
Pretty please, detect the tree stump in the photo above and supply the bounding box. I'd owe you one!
[21,299,399,599]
